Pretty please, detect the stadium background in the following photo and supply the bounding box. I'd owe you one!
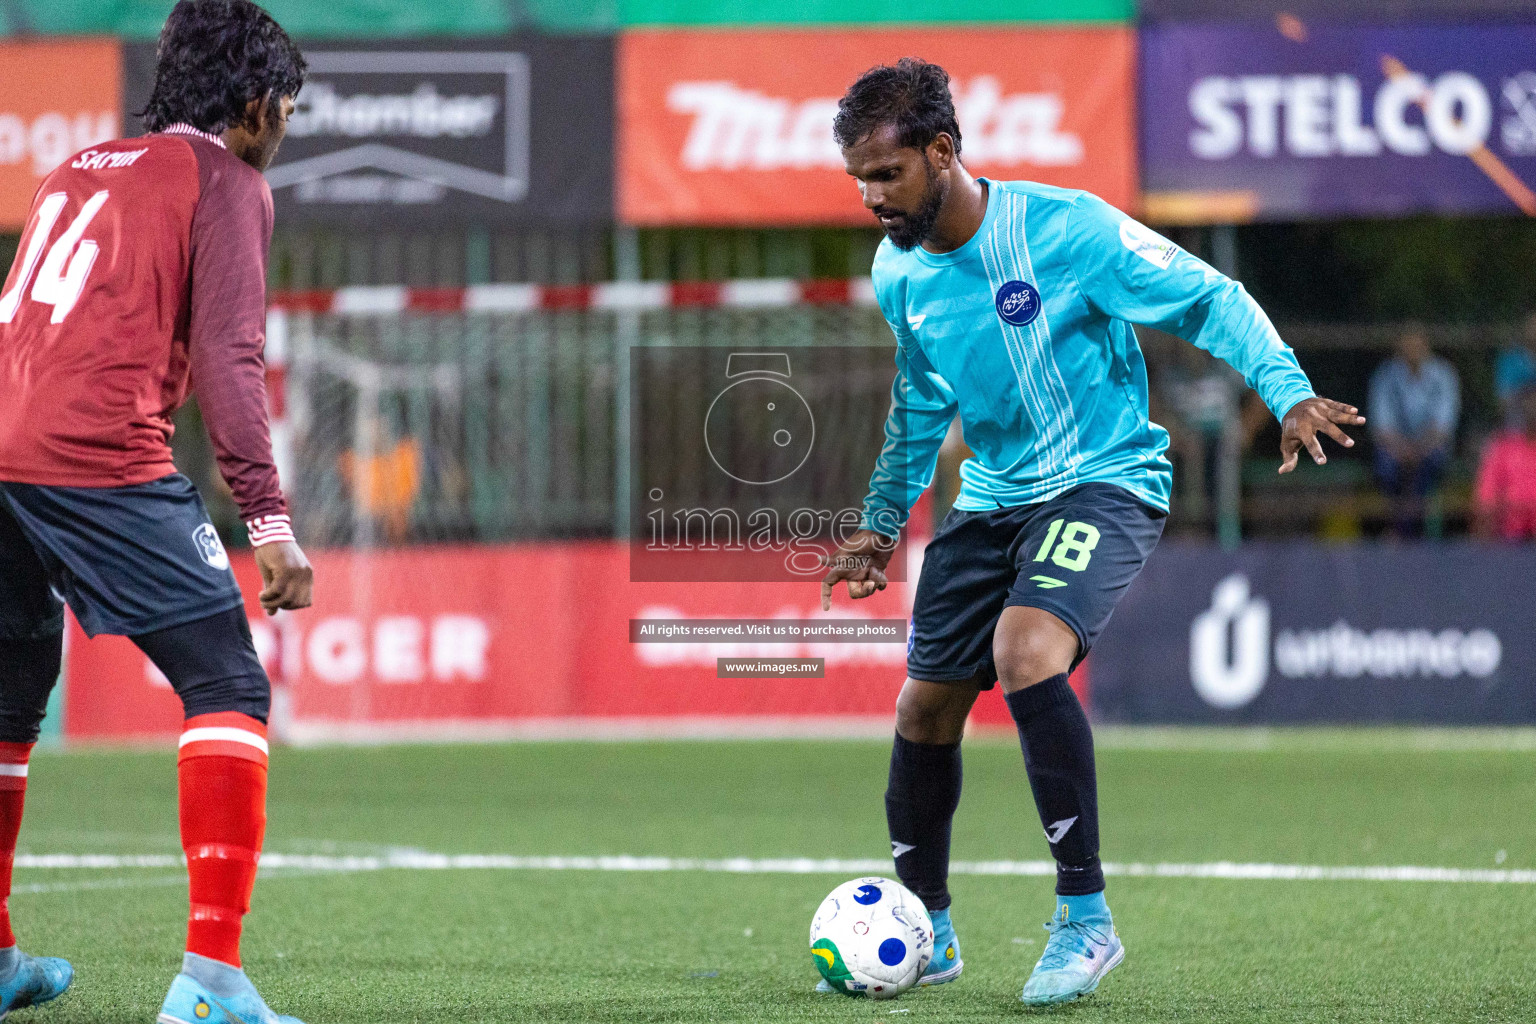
[2,0,1535,747]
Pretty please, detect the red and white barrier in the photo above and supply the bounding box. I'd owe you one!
[266,278,879,317]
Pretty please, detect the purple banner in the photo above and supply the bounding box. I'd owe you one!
[1141,22,1536,222]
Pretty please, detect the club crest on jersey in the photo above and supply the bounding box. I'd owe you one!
[995,280,1041,327]
[193,524,230,571]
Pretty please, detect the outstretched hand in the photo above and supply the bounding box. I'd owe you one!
[819,529,896,611]
[1279,397,1366,474]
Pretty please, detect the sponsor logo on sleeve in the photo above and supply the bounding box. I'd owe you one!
[1119,218,1179,269]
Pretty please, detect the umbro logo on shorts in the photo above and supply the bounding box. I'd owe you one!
[192,523,230,571]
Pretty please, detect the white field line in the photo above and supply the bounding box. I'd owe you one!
[12,852,1536,885]
[14,874,190,895]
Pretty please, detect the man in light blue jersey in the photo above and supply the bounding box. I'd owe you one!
[817,59,1363,1006]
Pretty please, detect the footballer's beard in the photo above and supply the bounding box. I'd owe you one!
[879,162,948,251]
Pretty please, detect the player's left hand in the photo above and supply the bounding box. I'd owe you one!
[254,540,314,615]
[1279,397,1365,474]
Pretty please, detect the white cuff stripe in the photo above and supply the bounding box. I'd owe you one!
[0,764,27,777]
[246,514,295,547]
[179,727,270,755]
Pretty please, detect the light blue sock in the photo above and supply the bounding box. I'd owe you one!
[1057,891,1111,924]
[0,945,18,982]
[182,952,252,999]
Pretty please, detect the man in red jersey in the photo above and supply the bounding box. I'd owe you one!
[0,2,312,1021]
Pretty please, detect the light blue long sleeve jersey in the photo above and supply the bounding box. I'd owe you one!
[861,179,1315,534]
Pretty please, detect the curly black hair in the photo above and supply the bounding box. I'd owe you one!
[833,57,961,157]
[142,0,306,135]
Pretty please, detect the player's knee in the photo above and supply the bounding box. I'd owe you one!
[174,668,271,722]
[0,627,64,744]
[132,606,272,723]
[894,682,967,745]
[993,623,1075,692]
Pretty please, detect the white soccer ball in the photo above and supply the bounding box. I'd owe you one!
[809,876,934,999]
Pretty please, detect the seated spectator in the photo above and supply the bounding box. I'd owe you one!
[1475,386,1536,541]
[1494,313,1536,426]
[1369,326,1459,538]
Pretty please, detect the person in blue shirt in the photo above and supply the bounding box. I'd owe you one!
[1368,327,1460,537]
[817,59,1362,1006]
[1494,313,1536,426]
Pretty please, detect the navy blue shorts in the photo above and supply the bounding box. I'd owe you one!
[908,483,1165,688]
[0,475,243,639]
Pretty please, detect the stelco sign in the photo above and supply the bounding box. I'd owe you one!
[1141,22,1536,220]
[1188,71,1502,161]
[620,28,1135,225]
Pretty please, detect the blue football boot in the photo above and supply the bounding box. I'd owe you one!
[917,907,963,986]
[157,954,303,1024]
[1020,896,1124,1006]
[0,948,73,1019]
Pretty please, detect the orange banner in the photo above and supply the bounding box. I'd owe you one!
[618,27,1136,226]
[0,38,122,231]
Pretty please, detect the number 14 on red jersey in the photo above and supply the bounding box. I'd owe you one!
[0,190,110,326]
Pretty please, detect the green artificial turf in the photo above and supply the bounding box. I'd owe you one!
[9,731,1536,1022]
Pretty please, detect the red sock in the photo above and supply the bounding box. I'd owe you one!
[0,742,31,949]
[178,713,268,967]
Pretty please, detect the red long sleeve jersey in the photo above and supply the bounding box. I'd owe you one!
[0,127,288,529]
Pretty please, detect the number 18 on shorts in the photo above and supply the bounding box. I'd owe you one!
[906,483,1166,688]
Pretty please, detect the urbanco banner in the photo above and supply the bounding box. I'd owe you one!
[1141,22,1536,222]
[0,39,121,231]
[618,28,1137,226]
[1091,542,1536,724]
[122,36,614,226]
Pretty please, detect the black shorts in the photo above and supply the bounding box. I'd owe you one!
[0,475,243,639]
[908,482,1165,688]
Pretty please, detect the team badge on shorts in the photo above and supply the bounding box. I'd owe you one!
[995,280,1041,327]
[192,523,230,571]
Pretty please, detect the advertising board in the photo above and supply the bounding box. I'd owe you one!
[1092,543,1536,724]
[123,37,614,226]
[0,39,120,231]
[1141,22,1536,221]
[619,28,1137,225]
